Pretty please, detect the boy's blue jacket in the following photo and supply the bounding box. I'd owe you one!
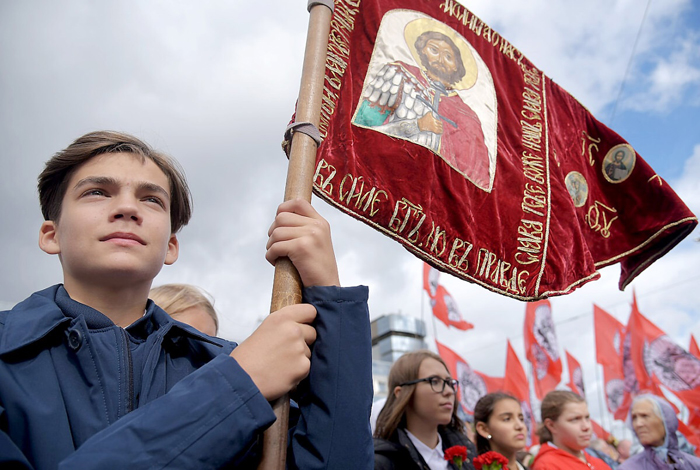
[0,284,373,469]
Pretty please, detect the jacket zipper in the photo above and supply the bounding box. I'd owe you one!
[120,328,134,414]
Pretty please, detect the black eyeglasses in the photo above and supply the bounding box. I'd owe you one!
[400,376,459,393]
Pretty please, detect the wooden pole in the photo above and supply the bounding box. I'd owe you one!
[257,2,333,469]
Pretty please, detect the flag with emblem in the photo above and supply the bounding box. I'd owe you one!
[503,340,537,446]
[627,293,700,411]
[565,351,585,397]
[524,300,562,399]
[593,305,629,419]
[301,0,697,300]
[436,340,499,415]
[431,284,474,330]
[423,262,440,298]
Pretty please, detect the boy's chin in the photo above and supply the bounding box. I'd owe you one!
[69,265,165,288]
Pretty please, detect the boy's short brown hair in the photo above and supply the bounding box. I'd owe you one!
[38,131,192,233]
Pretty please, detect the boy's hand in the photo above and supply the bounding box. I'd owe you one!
[265,199,340,287]
[230,303,317,401]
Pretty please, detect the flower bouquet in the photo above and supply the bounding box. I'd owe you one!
[473,450,509,470]
[444,445,469,469]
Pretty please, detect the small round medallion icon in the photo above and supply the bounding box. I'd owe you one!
[602,144,635,183]
[565,171,588,208]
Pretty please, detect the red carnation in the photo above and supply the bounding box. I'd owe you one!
[444,445,468,469]
[473,450,509,470]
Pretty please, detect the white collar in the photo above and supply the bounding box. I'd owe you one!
[405,430,448,470]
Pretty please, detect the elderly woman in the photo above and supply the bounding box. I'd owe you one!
[619,394,700,469]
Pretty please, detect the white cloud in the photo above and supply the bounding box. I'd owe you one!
[625,34,700,112]
[671,144,700,221]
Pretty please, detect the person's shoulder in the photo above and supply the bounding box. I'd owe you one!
[440,426,477,454]
[0,286,65,349]
[678,450,700,468]
[617,452,644,469]
[585,452,613,470]
[373,436,401,453]
[531,443,562,469]
[373,437,402,470]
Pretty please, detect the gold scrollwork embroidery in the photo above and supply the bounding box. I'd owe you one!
[581,131,601,166]
[586,201,619,238]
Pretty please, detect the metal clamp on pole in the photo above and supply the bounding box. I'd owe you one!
[282,121,322,157]
[308,0,334,13]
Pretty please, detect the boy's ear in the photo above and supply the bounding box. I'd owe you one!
[164,234,179,265]
[39,221,61,255]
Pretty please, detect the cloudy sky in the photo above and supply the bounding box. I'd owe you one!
[2,0,699,434]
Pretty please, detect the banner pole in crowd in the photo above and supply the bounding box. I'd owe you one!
[257,2,333,469]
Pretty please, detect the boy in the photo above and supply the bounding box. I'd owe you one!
[0,131,373,469]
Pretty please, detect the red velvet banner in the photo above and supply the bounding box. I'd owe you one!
[307,0,697,300]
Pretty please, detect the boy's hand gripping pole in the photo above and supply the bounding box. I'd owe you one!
[257,2,333,469]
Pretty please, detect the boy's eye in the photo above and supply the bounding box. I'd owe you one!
[144,196,164,207]
[83,189,106,197]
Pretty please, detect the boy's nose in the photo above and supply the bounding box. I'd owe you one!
[111,196,141,222]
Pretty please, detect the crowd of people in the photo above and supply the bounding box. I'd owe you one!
[1,131,698,469]
[369,352,700,469]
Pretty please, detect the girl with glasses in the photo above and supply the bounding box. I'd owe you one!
[474,392,529,469]
[374,350,477,470]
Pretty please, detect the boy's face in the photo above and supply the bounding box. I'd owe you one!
[39,152,179,289]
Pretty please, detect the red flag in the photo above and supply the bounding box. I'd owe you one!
[565,351,585,397]
[475,370,505,394]
[306,0,697,301]
[678,420,700,458]
[590,419,611,442]
[593,305,629,418]
[431,284,474,330]
[524,300,562,399]
[686,409,700,457]
[690,334,700,359]
[436,341,498,414]
[423,262,440,298]
[594,305,625,369]
[504,341,528,402]
[605,365,630,421]
[628,294,700,412]
[503,340,537,446]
